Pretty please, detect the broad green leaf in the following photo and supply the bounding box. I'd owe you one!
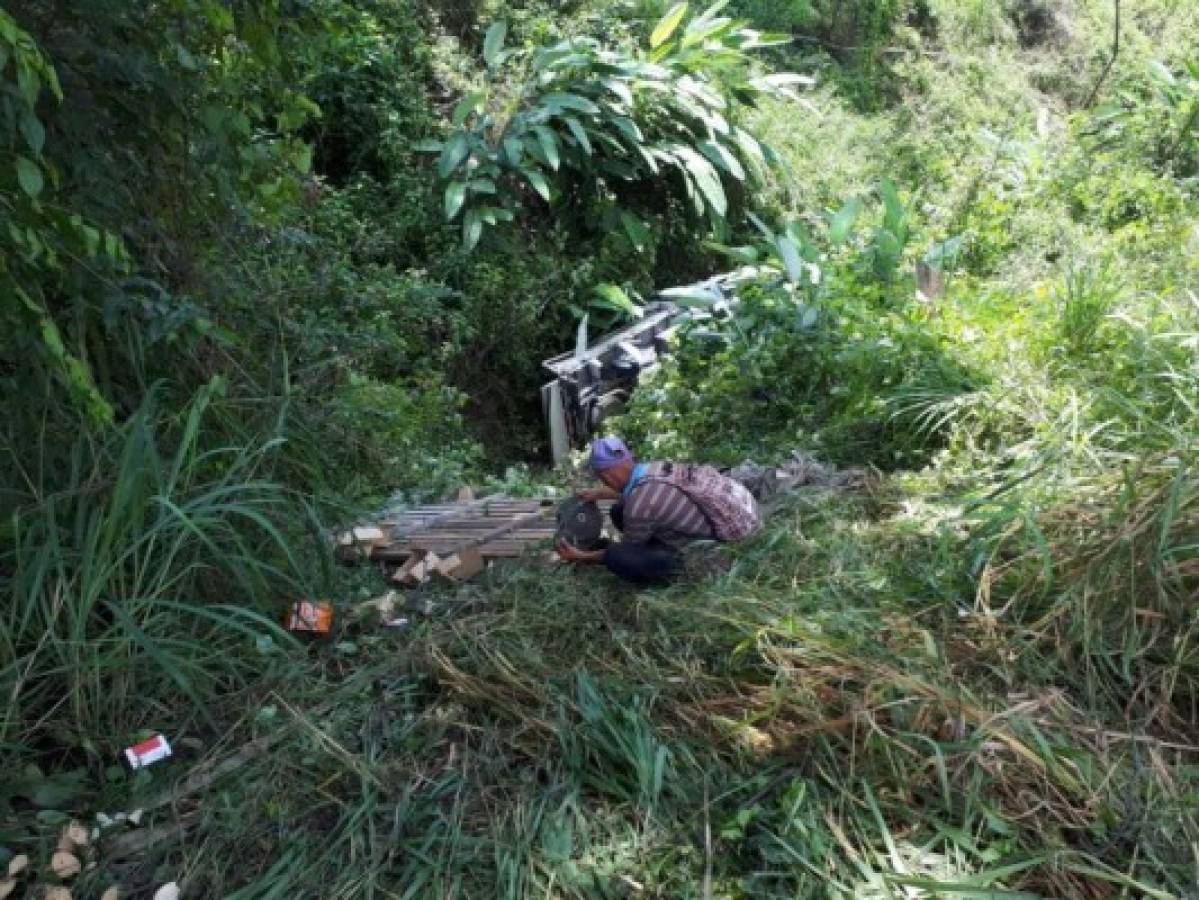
[438,133,469,177]
[693,0,731,24]
[924,235,965,269]
[733,128,765,170]
[291,143,313,174]
[19,111,44,154]
[633,143,660,174]
[704,241,759,264]
[673,146,726,216]
[659,285,723,306]
[564,117,592,154]
[698,140,745,180]
[757,73,816,89]
[682,17,735,49]
[532,125,561,170]
[1148,61,1175,86]
[827,196,863,246]
[463,208,483,251]
[609,116,644,145]
[521,167,552,202]
[483,21,508,68]
[602,78,634,106]
[651,3,689,50]
[541,92,601,115]
[619,212,650,251]
[414,139,443,153]
[879,178,905,236]
[444,181,467,219]
[593,283,642,318]
[776,235,804,284]
[15,156,43,199]
[872,227,903,280]
[452,91,486,126]
[785,221,819,261]
[523,134,550,167]
[503,135,524,164]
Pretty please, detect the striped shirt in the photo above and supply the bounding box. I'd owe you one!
[622,462,715,548]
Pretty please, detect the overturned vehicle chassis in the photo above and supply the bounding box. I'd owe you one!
[540,271,750,464]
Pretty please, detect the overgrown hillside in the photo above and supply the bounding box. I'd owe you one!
[2,1,1196,898]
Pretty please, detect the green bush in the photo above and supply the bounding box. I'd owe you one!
[620,274,979,469]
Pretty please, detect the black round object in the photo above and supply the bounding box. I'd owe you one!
[556,497,604,550]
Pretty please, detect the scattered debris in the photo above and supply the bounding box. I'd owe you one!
[393,550,441,586]
[153,883,180,900]
[347,495,564,581]
[42,888,72,900]
[728,451,871,506]
[0,880,14,899]
[124,734,172,770]
[336,525,393,561]
[433,547,484,581]
[50,851,81,879]
[7,856,28,877]
[285,600,333,634]
[57,821,89,853]
[358,591,410,627]
[101,888,122,900]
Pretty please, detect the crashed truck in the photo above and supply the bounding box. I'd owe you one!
[541,269,755,464]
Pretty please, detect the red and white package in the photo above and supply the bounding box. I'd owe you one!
[124,734,172,770]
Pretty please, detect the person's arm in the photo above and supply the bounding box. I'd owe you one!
[577,486,620,502]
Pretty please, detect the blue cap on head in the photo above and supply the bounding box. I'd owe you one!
[589,436,633,472]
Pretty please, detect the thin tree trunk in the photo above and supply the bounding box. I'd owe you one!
[1084,0,1122,108]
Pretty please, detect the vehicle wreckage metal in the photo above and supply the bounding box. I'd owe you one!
[540,269,755,463]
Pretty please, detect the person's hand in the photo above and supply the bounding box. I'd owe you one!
[556,537,605,564]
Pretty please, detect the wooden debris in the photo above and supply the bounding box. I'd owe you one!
[50,851,81,879]
[434,548,484,581]
[153,884,180,900]
[58,821,89,852]
[0,879,15,899]
[100,888,122,900]
[104,815,200,862]
[345,494,574,577]
[393,551,441,586]
[42,889,72,900]
[7,856,28,877]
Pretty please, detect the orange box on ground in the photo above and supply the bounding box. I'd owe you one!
[286,600,333,634]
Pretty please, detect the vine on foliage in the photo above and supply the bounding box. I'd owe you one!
[426,0,812,251]
[1,10,127,423]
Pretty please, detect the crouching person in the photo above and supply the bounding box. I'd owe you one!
[556,436,762,583]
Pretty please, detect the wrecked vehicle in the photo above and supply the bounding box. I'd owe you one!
[541,270,754,463]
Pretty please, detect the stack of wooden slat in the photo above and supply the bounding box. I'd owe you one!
[338,494,606,573]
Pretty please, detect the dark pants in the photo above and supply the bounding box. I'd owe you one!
[605,503,682,584]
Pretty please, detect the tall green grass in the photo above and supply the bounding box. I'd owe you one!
[1,380,313,759]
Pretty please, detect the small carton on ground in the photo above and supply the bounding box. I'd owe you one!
[286,600,333,634]
[124,734,172,770]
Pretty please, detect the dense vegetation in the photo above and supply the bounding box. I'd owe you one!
[2,0,1196,897]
